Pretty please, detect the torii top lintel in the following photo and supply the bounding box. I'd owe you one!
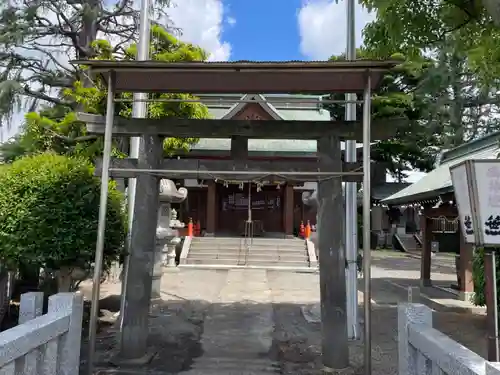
[71,60,398,94]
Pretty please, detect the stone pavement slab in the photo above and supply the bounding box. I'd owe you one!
[183,269,278,374]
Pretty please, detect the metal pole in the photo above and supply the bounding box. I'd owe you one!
[87,71,116,375]
[119,0,151,326]
[362,74,372,375]
[485,249,500,361]
[492,250,499,361]
[345,0,359,341]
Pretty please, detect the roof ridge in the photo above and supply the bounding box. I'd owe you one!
[441,131,500,162]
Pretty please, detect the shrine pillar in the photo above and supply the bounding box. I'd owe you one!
[316,135,348,368]
[120,135,162,359]
[205,181,216,236]
[420,211,432,286]
[284,184,294,238]
[458,225,474,300]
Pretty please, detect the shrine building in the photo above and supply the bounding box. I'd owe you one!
[172,93,391,237]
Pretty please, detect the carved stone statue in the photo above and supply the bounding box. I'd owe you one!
[152,179,187,298]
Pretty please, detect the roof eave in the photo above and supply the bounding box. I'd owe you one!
[381,186,453,206]
[70,59,399,94]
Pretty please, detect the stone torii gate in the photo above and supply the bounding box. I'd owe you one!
[73,60,400,373]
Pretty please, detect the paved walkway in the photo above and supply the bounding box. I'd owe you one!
[186,269,278,374]
[83,251,488,375]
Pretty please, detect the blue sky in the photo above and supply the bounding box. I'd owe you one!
[222,0,304,61]
[167,0,374,62]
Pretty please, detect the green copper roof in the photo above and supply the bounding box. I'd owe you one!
[382,132,500,205]
[190,94,329,154]
[192,139,318,153]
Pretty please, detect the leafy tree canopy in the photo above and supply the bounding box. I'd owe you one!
[0,25,210,163]
[360,0,500,79]
[326,50,439,181]
[0,0,176,130]
[344,1,500,179]
[0,153,126,291]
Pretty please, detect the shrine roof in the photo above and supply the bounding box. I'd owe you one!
[190,93,346,155]
[71,59,398,94]
[201,93,329,121]
[382,132,500,206]
[187,139,367,156]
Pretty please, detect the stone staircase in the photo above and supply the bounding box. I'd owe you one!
[183,357,280,375]
[181,237,311,268]
[394,233,421,253]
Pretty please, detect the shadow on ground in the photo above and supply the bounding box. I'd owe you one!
[80,295,385,375]
[370,255,455,273]
[78,280,488,375]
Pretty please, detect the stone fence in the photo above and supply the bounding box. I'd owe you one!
[0,291,84,374]
[399,303,500,375]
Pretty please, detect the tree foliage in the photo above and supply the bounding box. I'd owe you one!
[0,25,210,163]
[472,247,500,307]
[0,153,126,291]
[361,0,500,142]
[0,0,176,133]
[360,0,500,79]
[325,50,440,181]
[345,0,500,179]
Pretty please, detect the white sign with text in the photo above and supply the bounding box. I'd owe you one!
[474,161,500,245]
[450,163,476,243]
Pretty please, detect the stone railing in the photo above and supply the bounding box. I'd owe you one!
[0,291,84,374]
[399,303,500,375]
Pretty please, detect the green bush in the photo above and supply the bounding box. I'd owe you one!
[0,153,126,291]
[472,247,500,306]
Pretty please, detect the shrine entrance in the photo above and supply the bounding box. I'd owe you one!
[76,59,402,373]
[217,183,284,236]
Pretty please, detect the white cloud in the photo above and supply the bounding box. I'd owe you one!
[227,17,236,26]
[297,0,374,60]
[169,0,231,61]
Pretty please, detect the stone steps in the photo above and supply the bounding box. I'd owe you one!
[185,356,280,374]
[395,234,420,252]
[189,244,306,251]
[187,249,307,257]
[189,240,305,249]
[186,254,307,263]
[184,237,310,268]
[186,258,308,268]
[191,238,303,244]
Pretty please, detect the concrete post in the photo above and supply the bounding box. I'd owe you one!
[120,135,162,361]
[317,135,349,370]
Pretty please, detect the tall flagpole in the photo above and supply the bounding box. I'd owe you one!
[345,0,359,340]
[119,0,152,325]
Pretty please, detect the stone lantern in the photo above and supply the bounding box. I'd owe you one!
[151,179,187,298]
